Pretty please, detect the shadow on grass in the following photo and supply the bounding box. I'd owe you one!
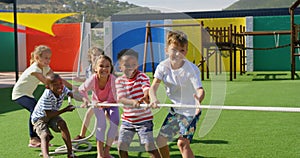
[166,154,214,158]
[198,139,228,144]
[0,85,45,114]
[252,73,300,81]
[167,139,228,158]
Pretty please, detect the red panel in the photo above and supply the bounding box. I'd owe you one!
[26,23,81,71]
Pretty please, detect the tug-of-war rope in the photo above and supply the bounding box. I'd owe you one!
[80,103,300,113]
[46,100,300,156]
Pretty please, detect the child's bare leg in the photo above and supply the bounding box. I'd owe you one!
[57,120,73,156]
[103,137,113,157]
[39,133,50,158]
[118,142,129,158]
[96,140,105,158]
[145,142,161,158]
[156,134,169,158]
[80,108,94,137]
[104,107,119,157]
[177,137,194,158]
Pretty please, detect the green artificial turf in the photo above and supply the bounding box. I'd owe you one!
[1,72,300,158]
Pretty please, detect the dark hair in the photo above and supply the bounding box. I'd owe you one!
[93,55,114,74]
[45,73,61,88]
[117,49,138,61]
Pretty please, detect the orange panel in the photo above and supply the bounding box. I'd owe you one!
[26,23,81,71]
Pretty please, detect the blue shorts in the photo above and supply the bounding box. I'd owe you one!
[159,110,201,142]
[119,120,155,145]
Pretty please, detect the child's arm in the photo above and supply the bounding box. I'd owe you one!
[194,87,205,116]
[77,78,94,107]
[118,97,141,108]
[62,79,77,91]
[149,78,161,108]
[31,72,48,84]
[140,89,150,104]
[44,105,75,119]
[68,92,82,102]
[32,69,77,90]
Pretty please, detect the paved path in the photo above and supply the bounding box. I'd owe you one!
[0,72,75,88]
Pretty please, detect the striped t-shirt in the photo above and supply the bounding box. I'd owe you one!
[31,86,71,123]
[115,71,153,124]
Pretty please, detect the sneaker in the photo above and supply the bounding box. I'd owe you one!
[28,143,41,148]
[68,152,77,158]
[105,155,115,158]
[73,135,85,140]
[28,137,41,148]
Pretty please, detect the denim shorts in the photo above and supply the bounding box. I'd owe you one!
[119,120,155,145]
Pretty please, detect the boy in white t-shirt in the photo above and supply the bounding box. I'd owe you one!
[150,30,205,158]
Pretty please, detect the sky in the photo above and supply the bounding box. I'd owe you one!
[119,0,239,12]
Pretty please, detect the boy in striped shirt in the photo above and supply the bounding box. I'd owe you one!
[115,49,161,158]
[31,73,77,158]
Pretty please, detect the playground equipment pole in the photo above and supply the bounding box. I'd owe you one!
[289,0,300,80]
[77,12,85,77]
[0,0,19,81]
[13,0,18,81]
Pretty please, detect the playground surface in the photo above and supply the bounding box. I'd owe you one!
[0,71,75,88]
[1,71,300,157]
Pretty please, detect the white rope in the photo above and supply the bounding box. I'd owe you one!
[74,103,300,113]
[41,119,96,156]
[274,32,280,47]
[40,97,96,156]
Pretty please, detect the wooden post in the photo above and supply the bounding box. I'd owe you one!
[148,25,155,75]
[143,22,150,73]
[219,49,222,74]
[229,25,233,81]
[290,9,296,80]
[233,25,237,79]
[206,48,209,79]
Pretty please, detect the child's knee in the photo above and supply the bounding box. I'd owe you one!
[156,135,167,146]
[57,120,68,129]
[144,142,157,151]
[118,142,129,151]
[40,132,51,141]
[177,137,190,149]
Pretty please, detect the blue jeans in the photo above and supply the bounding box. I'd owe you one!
[14,96,38,138]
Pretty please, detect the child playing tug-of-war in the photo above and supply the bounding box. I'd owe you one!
[150,30,205,158]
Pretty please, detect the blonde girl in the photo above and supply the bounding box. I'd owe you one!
[12,45,74,148]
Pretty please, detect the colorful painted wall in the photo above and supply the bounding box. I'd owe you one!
[253,15,300,71]
[0,23,82,72]
[26,23,81,71]
[173,18,246,72]
[111,20,165,72]
[2,13,300,73]
[0,30,14,71]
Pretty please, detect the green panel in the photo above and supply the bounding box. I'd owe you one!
[0,23,15,71]
[253,15,300,71]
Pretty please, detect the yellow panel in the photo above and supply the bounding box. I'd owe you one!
[172,18,246,72]
[0,12,78,36]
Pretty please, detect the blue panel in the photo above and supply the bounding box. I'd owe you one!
[112,20,165,72]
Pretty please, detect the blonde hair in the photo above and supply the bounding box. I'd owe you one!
[166,30,188,47]
[87,47,104,63]
[30,45,52,65]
